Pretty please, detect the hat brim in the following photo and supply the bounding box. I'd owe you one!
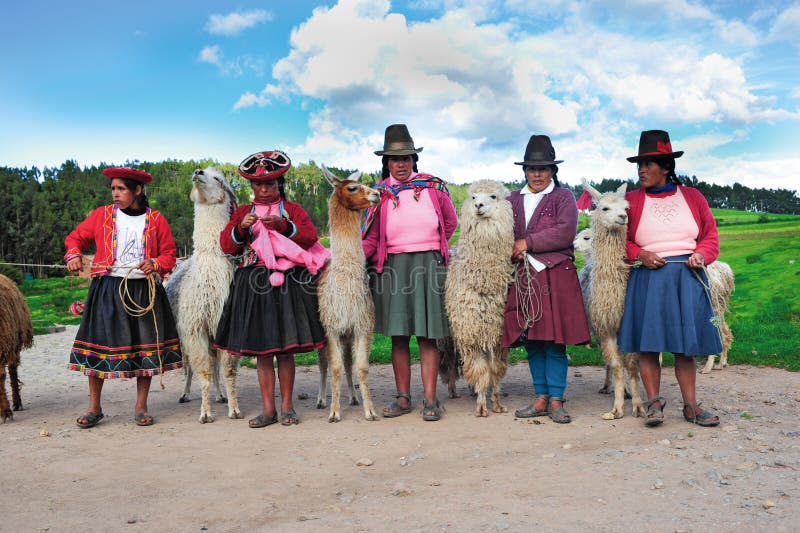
[627,151,683,163]
[102,167,153,184]
[514,160,563,166]
[374,147,423,156]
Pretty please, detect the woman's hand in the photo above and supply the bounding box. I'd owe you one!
[260,215,285,231]
[66,256,83,273]
[137,259,156,276]
[239,213,259,231]
[638,250,664,270]
[512,238,527,262]
[686,252,705,269]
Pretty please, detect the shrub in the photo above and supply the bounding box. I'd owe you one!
[758,214,769,223]
[0,263,24,285]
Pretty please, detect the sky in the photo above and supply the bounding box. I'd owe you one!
[1,0,798,191]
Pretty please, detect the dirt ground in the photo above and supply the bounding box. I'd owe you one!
[2,326,798,532]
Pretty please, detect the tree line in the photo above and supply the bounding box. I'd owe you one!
[0,160,797,279]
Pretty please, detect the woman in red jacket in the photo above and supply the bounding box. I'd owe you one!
[64,167,182,428]
[214,150,328,428]
[618,130,721,428]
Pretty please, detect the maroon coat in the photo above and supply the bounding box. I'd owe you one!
[502,186,590,347]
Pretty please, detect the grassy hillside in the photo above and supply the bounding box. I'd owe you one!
[20,209,800,370]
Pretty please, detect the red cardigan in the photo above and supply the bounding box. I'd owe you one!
[220,200,319,268]
[625,186,719,264]
[64,205,177,277]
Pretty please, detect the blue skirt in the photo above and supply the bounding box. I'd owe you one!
[617,254,723,356]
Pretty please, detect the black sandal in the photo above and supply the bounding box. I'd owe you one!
[383,393,412,418]
[249,412,278,428]
[548,397,571,424]
[683,404,719,427]
[644,396,666,427]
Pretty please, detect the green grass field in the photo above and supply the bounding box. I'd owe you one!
[20,208,800,370]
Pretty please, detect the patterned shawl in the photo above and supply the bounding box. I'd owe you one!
[361,173,450,237]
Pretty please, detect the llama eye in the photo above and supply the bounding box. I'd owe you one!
[347,185,358,192]
[602,207,610,211]
[490,195,496,200]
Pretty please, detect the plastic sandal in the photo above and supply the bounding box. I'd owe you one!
[134,412,154,426]
[76,411,104,429]
[548,397,571,424]
[515,394,549,418]
[383,393,412,418]
[422,398,442,421]
[248,412,278,428]
[683,404,719,427]
[644,396,666,427]
[280,409,299,426]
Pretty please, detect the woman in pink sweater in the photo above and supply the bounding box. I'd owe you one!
[362,124,458,421]
[618,130,721,428]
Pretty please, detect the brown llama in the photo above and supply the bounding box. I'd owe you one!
[317,165,380,422]
[0,274,34,422]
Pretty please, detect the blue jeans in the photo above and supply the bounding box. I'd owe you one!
[525,340,568,398]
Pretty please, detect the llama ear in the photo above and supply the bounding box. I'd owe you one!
[347,170,363,183]
[616,182,628,195]
[320,164,340,186]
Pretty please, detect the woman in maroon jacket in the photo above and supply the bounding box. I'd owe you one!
[214,150,327,428]
[502,135,589,424]
[65,167,182,428]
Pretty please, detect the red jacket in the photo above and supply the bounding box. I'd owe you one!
[625,185,719,264]
[220,200,319,268]
[64,205,177,277]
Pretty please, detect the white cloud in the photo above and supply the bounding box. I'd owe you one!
[768,4,800,49]
[233,0,798,189]
[198,45,222,65]
[205,10,272,36]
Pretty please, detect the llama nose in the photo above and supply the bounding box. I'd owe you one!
[195,169,204,175]
[475,203,484,210]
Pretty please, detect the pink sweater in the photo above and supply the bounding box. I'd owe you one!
[385,178,440,254]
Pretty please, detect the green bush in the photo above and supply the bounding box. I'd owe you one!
[758,214,769,223]
[0,263,24,284]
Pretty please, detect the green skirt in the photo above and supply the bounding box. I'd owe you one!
[369,251,450,339]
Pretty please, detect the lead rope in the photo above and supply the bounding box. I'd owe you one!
[513,251,544,332]
[118,266,164,389]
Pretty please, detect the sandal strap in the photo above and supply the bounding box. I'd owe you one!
[645,396,666,410]
[396,392,411,400]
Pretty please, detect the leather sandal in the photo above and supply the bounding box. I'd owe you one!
[383,393,412,418]
[644,396,666,427]
[76,411,104,429]
[548,397,571,424]
[515,394,549,418]
[249,411,278,428]
[683,403,719,427]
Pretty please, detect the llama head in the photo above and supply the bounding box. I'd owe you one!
[573,228,592,253]
[190,167,238,215]
[321,164,380,210]
[464,179,510,220]
[581,179,629,229]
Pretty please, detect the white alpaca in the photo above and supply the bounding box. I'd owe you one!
[165,167,241,423]
[580,180,645,420]
[444,180,514,417]
[317,165,380,422]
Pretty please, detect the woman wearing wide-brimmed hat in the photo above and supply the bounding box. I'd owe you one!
[362,124,458,421]
[65,167,183,428]
[502,135,590,424]
[214,150,329,428]
[618,130,721,427]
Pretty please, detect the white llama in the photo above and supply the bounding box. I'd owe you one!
[165,167,241,423]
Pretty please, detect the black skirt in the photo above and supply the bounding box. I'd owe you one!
[214,266,327,357]
[69,276,183,379]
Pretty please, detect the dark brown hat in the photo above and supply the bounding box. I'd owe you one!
[627,130,683,162]
[374,124,423,156]
[514,134,563,166]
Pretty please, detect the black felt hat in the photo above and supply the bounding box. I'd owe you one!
[374,124,423,156]
[514,135,563,166]
[626,130,683,162]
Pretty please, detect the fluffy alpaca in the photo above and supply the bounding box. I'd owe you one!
[317,165,380,422]
[444,179,514,417]
[698,260,735,373]
[0,274,33,422]
[165,167,241,423]
[580,180,645,420]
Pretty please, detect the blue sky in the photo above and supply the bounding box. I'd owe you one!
[1,0,798,190]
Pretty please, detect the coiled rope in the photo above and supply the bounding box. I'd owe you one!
[513,251,544,332]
